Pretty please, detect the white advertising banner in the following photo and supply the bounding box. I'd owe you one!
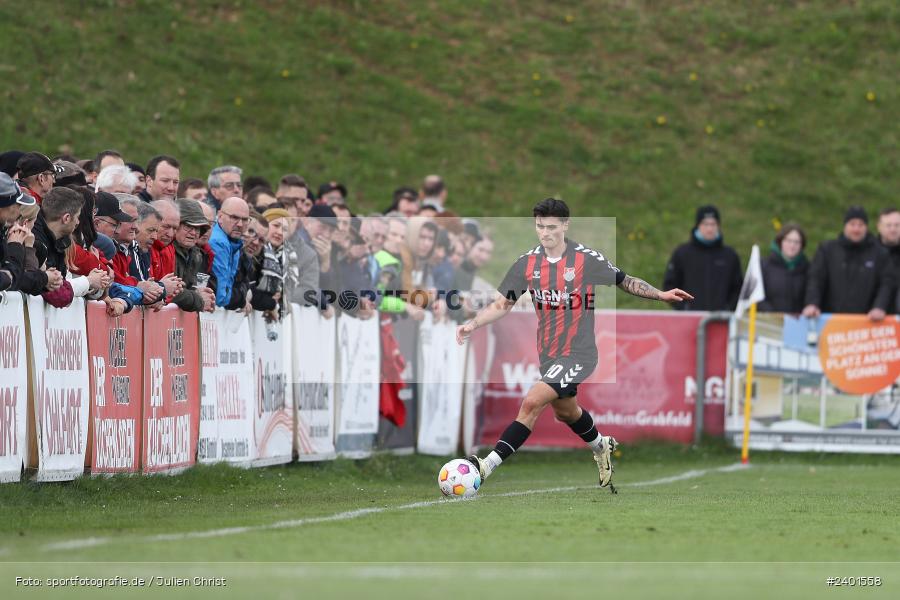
[199,309,254,465]
[417,313,467,455]
[336,314,380,436]
[0,293,28,482]
[250,311,294,466]
[292,305,336,461]
[27,296,90,481]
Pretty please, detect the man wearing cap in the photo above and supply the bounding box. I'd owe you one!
[16,152,63,205]
[93,191,135,245]
[53,160,88,187]
[0,173,38,291]
[113,195,165,305]
[317,181,347,207]
[210,196,249,307]
[663,204,743,311]
[171,199,215,313]
[803,206,892,319]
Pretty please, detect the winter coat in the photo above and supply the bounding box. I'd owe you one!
[759,250,809,313]
[804,233,891,314]
[663,233,743,311]
[209,223,243,307]
[171,242,207,312]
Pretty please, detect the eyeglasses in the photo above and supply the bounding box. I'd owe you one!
[180,223,209,233]
[221,181,243,190]
[221,212,250,223]
[243,230,260,241]
[96,217,120,230]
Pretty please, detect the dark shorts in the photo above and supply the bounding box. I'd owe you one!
[538,355,598,399]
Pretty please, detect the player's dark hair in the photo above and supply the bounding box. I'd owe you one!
[533,198,569,221]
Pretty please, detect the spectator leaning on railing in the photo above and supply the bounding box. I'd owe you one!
[0,173,37,291]
[210,196,249,307]
[171,199,216,313]
[759,224,809,314]
[803,206,892,320]
[32,187,85,307]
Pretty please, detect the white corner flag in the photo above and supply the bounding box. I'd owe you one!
[735,244,766,318]
[737,244,766,464]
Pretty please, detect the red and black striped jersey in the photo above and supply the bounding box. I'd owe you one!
[497,239,626,360]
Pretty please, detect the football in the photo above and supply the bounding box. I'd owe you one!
[438,458,481,498]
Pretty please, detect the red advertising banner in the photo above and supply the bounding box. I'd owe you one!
[142,305,200,473]
[477,310,727,447]
[86,301,143,474]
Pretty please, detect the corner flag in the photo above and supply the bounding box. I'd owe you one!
[736,244,765,464]
[735,244,766,318]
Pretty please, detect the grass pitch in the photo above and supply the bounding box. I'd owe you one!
[1,443,898,598]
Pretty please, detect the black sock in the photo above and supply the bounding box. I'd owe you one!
[493,421,531,460]
[566,409,599,443]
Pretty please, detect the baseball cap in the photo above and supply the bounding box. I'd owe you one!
[317,181,347,199]
[308,203,337,228]
[53,160,87,187]
[16,152,64,179]
[95,191,136,222]
[0,173,35,207]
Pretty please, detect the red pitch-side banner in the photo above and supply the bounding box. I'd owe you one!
[86,301,143,474]
[476,310,727,446]
[142,305,200,473]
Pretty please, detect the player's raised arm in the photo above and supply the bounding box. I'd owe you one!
[617,274,694,304]
[456,291,517,344]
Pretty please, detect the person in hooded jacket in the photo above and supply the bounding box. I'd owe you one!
[663,205,742,311]
[759,224,809,313]
[802,206,891,320]
[875,207,900,314]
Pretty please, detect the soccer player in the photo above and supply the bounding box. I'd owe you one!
[457,198,692,491]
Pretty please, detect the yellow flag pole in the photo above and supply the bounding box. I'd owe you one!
[740,302,757,464]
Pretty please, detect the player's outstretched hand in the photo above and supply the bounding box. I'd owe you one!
[659,288,693,303]
[456,320,476,345]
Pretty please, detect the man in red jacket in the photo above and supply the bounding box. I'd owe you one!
[149,199,179,278]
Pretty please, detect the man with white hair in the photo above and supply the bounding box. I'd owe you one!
[95,164,137,194]
[206,165,242,211]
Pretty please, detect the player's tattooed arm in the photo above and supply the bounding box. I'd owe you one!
[618,275,662,300]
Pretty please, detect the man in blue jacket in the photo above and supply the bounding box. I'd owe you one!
[209,196,250,306]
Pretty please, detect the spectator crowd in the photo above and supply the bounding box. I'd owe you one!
[663,204,900,319]
[0,149,495,326]
[1,148,898,324]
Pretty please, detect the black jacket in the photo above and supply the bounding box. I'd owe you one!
[0,233,25,292]
[663,233,743,311]
[759,250,808,313]
[804,233,891,314]
[32,214,71,278]
[877,239,900,314]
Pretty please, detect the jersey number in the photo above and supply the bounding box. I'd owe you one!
[544,364,564,379]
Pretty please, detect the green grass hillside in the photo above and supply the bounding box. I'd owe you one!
[2,0,897,306]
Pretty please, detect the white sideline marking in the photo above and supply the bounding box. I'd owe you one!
[39,463,748,553]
